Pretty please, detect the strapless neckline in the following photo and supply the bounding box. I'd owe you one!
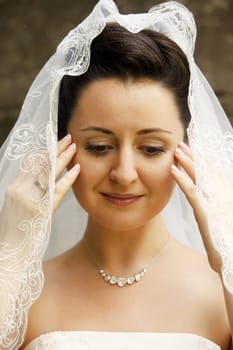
[24,330,221,350]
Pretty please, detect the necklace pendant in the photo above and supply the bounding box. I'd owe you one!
[127,276,135,285]
[117,278,127,287]
[99,268,146,287]
[85,235,170,288]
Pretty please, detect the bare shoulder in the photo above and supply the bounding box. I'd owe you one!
[167,239,230,343]
[170,239,224,299]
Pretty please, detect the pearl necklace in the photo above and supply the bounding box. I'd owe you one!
[84,235,170,287]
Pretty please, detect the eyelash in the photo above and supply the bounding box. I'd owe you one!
[139,146,165,158]
[84,144,165,158]
[84,145,113,157]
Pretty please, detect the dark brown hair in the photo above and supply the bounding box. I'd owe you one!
[58,23,191,139]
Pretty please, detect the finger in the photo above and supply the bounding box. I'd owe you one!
[171,164,223,272]
[171,164,197,207]
[53,163,80,214]
[171,164,208,234]
[57,134,72,156]
[55,143,77,179]
[174,147,196,184]
[178,141,194,160]
[171,164,207,234]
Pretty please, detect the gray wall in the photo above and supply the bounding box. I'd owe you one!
[1,0,233,145]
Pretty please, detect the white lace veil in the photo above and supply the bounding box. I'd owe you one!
[0,1,233,349]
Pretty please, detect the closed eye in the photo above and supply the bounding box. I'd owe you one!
[84,144,165,158]
[84,144,113,156]
[139,146,165,158]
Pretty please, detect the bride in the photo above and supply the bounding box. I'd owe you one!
[0,1,233,349]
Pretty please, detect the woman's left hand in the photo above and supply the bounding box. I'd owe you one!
[171,141,223,274]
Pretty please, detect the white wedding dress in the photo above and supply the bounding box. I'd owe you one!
[24,331,221,350]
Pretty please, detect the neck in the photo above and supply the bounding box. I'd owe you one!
[83,214,170,275]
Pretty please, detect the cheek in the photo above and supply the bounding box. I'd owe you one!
[151,163,174,192]
[156,164,175,193]
[159,154,176,187]
[141,155,175,203]
[72,149,106,175]
[71,152,108,200]
[143,152,174,183]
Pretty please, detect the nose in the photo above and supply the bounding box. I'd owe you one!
[109,148,138,186]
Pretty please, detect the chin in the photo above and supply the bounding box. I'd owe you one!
[74,191,170,232]
[87,209,160,232]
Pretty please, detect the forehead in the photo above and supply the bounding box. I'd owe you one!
[69,78,183,134]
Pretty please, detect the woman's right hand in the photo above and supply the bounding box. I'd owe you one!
[0,134,79,247]
[53,134,80,214]
[0,134,79,348]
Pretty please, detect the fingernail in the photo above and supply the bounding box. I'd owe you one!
[66,143,76,153]
[179,141,189,149]
[171,164,179,173]
[175,147,184,157]
[69,163,80,176]
[62,134,72,143]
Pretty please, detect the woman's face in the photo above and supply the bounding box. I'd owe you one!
[67,78,184,230]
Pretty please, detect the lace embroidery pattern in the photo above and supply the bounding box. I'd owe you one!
[56,0,196,76]
[188,67,233,293]
[0,123,54,349]
[0,1,232,349]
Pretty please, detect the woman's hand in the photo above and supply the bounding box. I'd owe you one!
[53,134,80,213]
[0,134,80,247]
[171,141,223,274]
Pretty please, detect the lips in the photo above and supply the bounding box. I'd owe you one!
[101,192,142,199]
[100,192,143,206]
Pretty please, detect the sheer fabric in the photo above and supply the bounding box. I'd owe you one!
[0,1,232,349]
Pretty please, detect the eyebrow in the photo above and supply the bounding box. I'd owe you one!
[79,126,172,135]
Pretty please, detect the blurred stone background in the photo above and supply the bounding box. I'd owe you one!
[0,0,232,145]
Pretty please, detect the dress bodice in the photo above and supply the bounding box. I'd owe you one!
[24,331,221,350]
